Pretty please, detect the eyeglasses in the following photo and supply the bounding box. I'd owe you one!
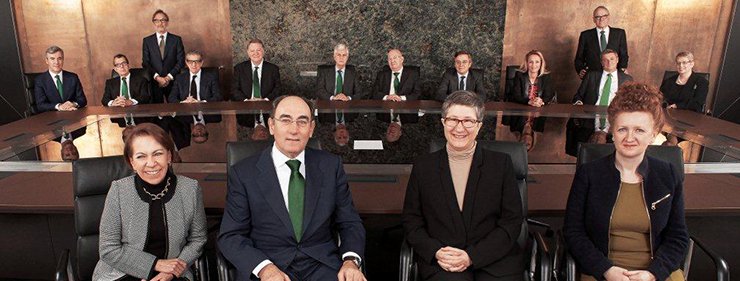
[676,60,694,66]
[152,19,169,23]
[186,59,203,64]
[593,14,609,20]
[114,62,129,68]
[275,117,311,128]
[442,117,480,128]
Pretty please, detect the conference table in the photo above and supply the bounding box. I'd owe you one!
[0,100,737,215]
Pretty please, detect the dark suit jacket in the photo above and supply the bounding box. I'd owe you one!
[142,33,185,79]
[572,70,633,105]
[511,71,555,105]
[435,68,487,101]
[315,64,360,100]
[372,66,421,100]
[102,74,151,106]
[574,27,629,73]
[168,71,222,103]
[564,153,688,280]
[34,71,88,113]
[218,146,366,280]
[232,60,281,101]
[659,72,708,113]
[402,147,524,279]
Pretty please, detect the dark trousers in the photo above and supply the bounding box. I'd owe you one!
[283,251,338,281]
[427,269,522,281]
[151,82,173,104]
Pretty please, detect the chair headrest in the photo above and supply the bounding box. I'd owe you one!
[73,156,133,197]
[226,138,322,168]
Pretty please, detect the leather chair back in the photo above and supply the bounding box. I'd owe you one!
[72,156,133,280]
[23,72,44,117]
[503,65,520,102]
[110,68,149,81]
[226,139,321,169]
[577,144,684,181]
[662,71,710,112]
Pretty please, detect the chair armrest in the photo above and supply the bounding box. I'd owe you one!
[565,250,577,281]
[216,252,236,281]
[691,235,730,281]
[193,254,209,281]
[55,249,71,281]
[399,238,416,281]
[527,218,554,237]
[531,231,552,281]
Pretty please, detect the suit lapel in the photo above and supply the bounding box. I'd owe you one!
[163,34,175,60]
[326,67,336,94]
[343,68,353,95]
[301,149,323,239]
[437,150,466,232]
[255,149,295,235]
[461,148,483,231]
[198,74,207,100]
[113,78,122,99]
[607,28,618,50]
[61,71,72,101]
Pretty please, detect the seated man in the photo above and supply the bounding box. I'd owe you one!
[232,38,281,101]
[373,49,421,124]
[169,50,222,103]
[219,95,366,281]
[102,53,151,127]
[435,51,488,101]
[316,43,360,101]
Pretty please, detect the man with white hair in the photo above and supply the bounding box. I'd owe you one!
[315,43,360,100]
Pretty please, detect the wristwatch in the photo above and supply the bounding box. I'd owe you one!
[343,256,361,268]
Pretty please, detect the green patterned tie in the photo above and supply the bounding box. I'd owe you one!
[55,75,63,99]
[393,72,400,94]
[598,73,612,129]
[121,77,130,99]
[600,30,607,52]
[335,70,344,95]
[252,67,261,99]
[286,159,305,241]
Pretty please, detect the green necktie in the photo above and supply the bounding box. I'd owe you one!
[393,72,400,94]
[336,110,344,124]
[600,30,607,52]
[286,159,305,241]
[335,70,344,95]
[55,75,63,99]
[598,73,612,129]
[252,66,261,99]
[121,77,130,99]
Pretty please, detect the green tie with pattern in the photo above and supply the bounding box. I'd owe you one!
[286,159,305,241]
[121,77,130,99]
[598,73,612,129]
[600,30,607,52]
[393,72,400,94]
[335,70,344,95]
[55,75,63,99]
[252,67,261,99]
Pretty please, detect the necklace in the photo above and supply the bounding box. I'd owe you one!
[140,177,171,201]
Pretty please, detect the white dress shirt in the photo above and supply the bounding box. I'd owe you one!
[383,67,407,101]
[457,72,469,91]
[187,70,203,102]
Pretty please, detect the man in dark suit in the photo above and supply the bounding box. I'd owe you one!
[232,38,281,101]
[142,9,185,103]
[102,54,151,127]
[219,95,366,281]
[372,48,421,101]
[435,51,488,101]
[168,50,222,103]
[574,6,628,79]
[316,43,360,101]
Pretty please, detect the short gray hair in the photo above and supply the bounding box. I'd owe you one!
[442,91,485,121]
[334,43,349,54]
[186,50,204,59]
[45,45,64,57]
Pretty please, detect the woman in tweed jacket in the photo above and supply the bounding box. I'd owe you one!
[93,123,207,281]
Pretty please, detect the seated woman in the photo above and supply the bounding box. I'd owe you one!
[93,123,207,281]
[510,50,554,150]
[564,82,689,281]
[659,51,708,113]
[403,91,524,281]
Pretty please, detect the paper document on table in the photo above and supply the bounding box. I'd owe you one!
[353,140,384,150]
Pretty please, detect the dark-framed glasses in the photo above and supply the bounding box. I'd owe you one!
[593,14,609,20]
[276,117,311,128]
[114,62,129,68]
[442,117,480,128]
[152,19,169,23]
[186,59,203,64]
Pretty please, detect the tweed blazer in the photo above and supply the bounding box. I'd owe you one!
[92,175,207,281]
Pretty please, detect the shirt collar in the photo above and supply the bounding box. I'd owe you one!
[119,73,131,80]
[602,70,617,76]
[49,70,62,77]
[271,143,306,168]
[597,26,610,33]
[336,65,345,72]
[156,31,168,38]
[190,70,202,78]
[457,72,469,78]
[392,67,404,75]
[252,60,264,69]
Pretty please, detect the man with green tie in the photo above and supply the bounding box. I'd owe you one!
[232,38,282,101]
[574,6,629,79]
[316,43,360,101]
[219,95,367,281]
[372,48,421,101]
[102,54,151,127]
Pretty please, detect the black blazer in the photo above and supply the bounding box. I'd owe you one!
[142,33,185,79]
[574,27,629,73]
[168,71,222,103]
[572,70,633,105]
[102,74,151,106]
[372,66,421,100]
[434,68,488,102]
[231,60,281,101]
[402,146,524,279]
[511,71,554,105]
[315,64,360,100]
[34,71,88,113]
[659,72,708,113]
[564,153,689,280]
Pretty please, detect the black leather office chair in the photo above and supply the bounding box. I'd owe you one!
[557,144,729,281]
[662,70,710,114]
[399,140,552,281]
[55,156,209,281]
[110,67,149,81]
[217,139,323,281]
[22,72,44,117]
[503,65,520,102]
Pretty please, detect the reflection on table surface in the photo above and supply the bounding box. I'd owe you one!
[0,100,738,164]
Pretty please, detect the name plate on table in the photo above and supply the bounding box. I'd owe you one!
[353,140,384,150]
